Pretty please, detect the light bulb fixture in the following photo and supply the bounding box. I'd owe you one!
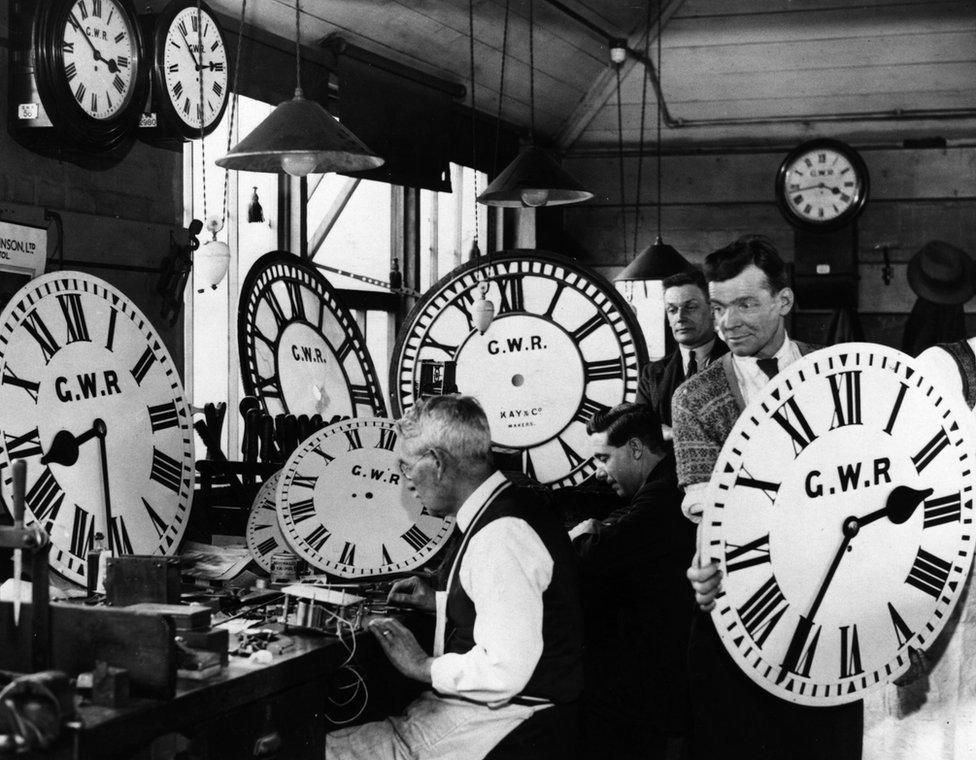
[195,216,231,292]
[216,1,383,176]
[247,187,265,223]
[471,280,495,334]
[609,38,628,65]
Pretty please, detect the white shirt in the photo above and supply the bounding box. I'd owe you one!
[679,337,717,376]
[429,471,554,706]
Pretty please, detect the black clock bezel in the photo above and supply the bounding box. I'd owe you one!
[775,138,870,232]
[32,0,149,151]
[150,0,229,140]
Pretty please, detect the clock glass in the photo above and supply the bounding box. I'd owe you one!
[391,251,647,488]
[60,0,138,120]
[703,343,976,706]
[159,2,228,133]
[0,272,195,585]
[776,139,868,230]
[276,417,455,578]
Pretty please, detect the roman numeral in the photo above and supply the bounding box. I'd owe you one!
[113,32,124,44]
[213,82,223,96]
[290,499,317,523]
[183,98,191,116]
[105,307,118,351]
[558,436,585,468]
[142,498,168,540]
[401,525,430,552]
[339,542,356,566]
[178,20,188,35]
[725,534,770,573]
[828,370,861,428]
[110,515,134,555]
[79,1,88,19]
[63,42,75,55]
[117,55,128,68]
[112,75,125,94]
[924,492,961,529]
[256,537,278,556]
[23,311,60,362]
[168,63,179,73]
[65,61,77,80]
[570,313,604,342]
[70,505,94,559]
[211,62,224,72]
[105,91,113,111]
[572,397,609,424]
[496,275,525,314]
[376,428,397,451]
[255,374,280,397]
[149,448,183,493]
[2,368,39,402]
[305,524,330,552]
[285,281,306,321]
[544,281,566,318]
[335,337,353,361]
[884,382,908,435]
[264,292,287,328]
[131,346,157,385]
[912,429,950,474]
[314,449,335,464]
[905,547,951,598]
[584,359,623,382]
[288,475,315,491]
[734,467,780,502]
[381,544,392,565]
[4,428,42,460]
[738,575,788,647]
[771,397,817,456]
[26,467,64,527]
[191,12,199,30]
[840,624,863,678]
[778,615,821,681]
[350,385,374,408]
[148,401,181,432]
[344,429,363,451]
[522,450,536,481]
[173,81,184,99]
[451,292,476,330]
[888,601,914,648]
[90,92,98,112]
[91,0,102,16]
[421,336,457,356]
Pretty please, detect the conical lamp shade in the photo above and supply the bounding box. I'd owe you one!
[616,236,693,281]
[216,90,384,176]
[477,145,593,207]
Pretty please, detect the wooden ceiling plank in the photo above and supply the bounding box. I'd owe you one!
[673,0,970,18]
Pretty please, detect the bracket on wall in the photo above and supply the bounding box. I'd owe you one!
[157,219,203,327]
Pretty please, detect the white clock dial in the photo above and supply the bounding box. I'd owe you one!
[276,418,454,578]
[391,251,647,488]
[0,273,195,585]
[783,148,858,222]
[245,471,288,573]
[703,343,976,706]
[61,0,137,120]
[161,4,227,131]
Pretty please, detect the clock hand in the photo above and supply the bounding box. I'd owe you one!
[180,30,201,70]
[92,419,115,555]
[41,425,101,467]
[69,13,117,72]
[858,485,933,528]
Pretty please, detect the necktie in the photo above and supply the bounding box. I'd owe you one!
[686,351,698,378]
[756,357,778,381]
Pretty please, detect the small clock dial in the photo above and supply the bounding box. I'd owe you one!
[391,251,647,488]
[776,139,869,230]
[157,0,228,134]
[60,0,138,120]
[703,343,976,706]
[0,272,195,585]
[239,252,386,420]
[245,471,287,573]
[276,418,454,578]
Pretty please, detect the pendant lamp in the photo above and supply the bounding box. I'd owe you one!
[478,0,591,207]
[216,0,383,177]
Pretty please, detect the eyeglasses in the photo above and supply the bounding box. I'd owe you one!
[398,450,434,479]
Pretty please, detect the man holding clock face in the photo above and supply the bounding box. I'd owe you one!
[671,235,863,759]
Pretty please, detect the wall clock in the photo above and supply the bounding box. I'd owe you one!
[0,272,195,585]
[245,471,288,573]
[390,250,647,488]
[775,139,869,231]
[275,417,455,578]
[238,252,386,420]
[702,342,976,706]
[26,0,149,151]
[143,0,229,140]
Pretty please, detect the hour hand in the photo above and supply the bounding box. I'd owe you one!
[860,485,933,528]
[41,424,100,467]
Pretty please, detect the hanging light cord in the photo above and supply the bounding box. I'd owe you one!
[615,64,626,259]
[468,0,479,249]
[492,0,510,178]
[529,0,535,139]
[295,0,303,96]
[197,0,208,226]
[632,0,653,255]
[656,0,663,238]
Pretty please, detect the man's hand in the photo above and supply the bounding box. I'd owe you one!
[368,617,434,683]
[687,554,722,611]
[387,576,436,612]
[568,518,600,540]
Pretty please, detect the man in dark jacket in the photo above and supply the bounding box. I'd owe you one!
[637,269,727,443]
[571,402,695,759]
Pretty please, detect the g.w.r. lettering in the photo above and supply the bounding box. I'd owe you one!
[805,457,891,498]
[290,345,328,364]
[487,336,545,355]
[56,371,121,402]
[350,463,401,485]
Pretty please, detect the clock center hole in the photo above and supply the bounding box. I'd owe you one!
[511,374,524,387]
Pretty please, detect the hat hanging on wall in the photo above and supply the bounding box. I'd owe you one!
[906,240,976,305]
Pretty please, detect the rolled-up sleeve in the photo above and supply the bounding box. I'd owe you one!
[430,517,553,706]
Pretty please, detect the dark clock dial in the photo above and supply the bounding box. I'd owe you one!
[276,417,455,578]
[391,250,647,488]
[238,252,386,420]
[703,343,976,706]
[0,272,194,585]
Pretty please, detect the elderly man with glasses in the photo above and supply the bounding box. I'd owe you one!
[326,395,583,760]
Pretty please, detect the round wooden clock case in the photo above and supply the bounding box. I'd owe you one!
[0,272,194,584]
[702,343,976,706]
[391,250,647,488]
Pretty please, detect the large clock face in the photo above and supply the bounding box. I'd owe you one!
[239,252,386,420]
[391,251,647,488]
[59,0,139,120]
[157,0,228,135]
[776,139,869,230]
[0,273,195,585]
[245,471,288,573]
[703,343,976,706]
[276,418,454,578]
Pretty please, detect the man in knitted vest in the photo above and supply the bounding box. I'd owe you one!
[327,395,582,760]
[671,235,863,759]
